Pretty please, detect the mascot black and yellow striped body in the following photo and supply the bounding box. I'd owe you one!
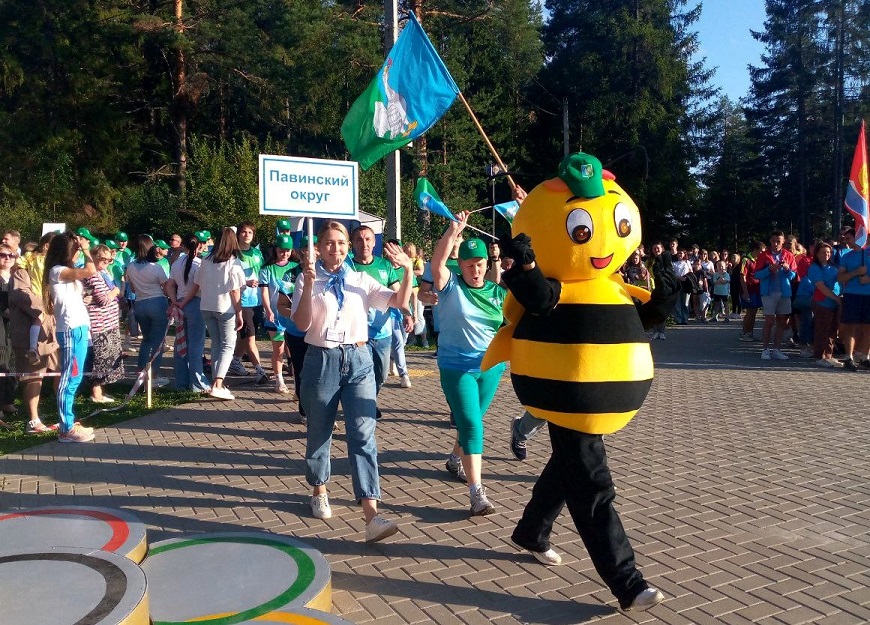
[507,278,653,434]
[482,152,661,435]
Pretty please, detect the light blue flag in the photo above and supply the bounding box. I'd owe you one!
[341,13,460,170]
[493,200,520,224]
[414,177,457,221]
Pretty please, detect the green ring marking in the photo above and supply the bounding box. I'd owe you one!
[149,536,317,625]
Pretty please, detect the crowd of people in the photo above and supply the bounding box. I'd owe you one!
[1,210,866,613]
[613,230,870,370]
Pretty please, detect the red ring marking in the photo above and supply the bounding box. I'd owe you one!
[0,508,131,552]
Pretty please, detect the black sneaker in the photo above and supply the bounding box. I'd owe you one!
[843,359,859,371]
[859,359,870,371]
[510,423,527,461]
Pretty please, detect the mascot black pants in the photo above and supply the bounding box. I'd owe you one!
[511,423,648,608]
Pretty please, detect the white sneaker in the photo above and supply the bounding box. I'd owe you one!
[761,349,772,360]
[310,493,332,519]
[365,515,398,542]
[816,358,834,368]
[531,548,562,566]
[91,395,115,404]
[58,423,96,443]
[399,374,412,389]
[470,485,496,516]
[624,587,665,612]
[800,347,814,358]
[154,377,170,388]
[771,349,789,360]
[209,386,235,401]
[276,383,291,395]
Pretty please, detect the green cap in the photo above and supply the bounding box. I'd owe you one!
[194,230,209,243]
[115,231,128,242]
[458,238,487,261]
[277,219,293,232]
[558,152,604,199]
[105,239,119,250]
[154,239,169,250]
[276,234,294,250]
[300,235,318,248]
[76,227,99,245]
[202,230,212,239]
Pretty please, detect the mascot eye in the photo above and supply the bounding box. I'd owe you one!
[566,208,594,244]
[614,203,632,238]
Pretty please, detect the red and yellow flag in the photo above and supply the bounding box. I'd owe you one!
[845,120,869,248]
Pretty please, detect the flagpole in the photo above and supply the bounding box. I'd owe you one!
[457,92,517,191]
[464,223,498,240]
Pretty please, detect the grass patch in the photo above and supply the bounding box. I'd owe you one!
[0,383,200,457]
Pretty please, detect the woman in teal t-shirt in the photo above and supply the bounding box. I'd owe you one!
[431,211,506,517]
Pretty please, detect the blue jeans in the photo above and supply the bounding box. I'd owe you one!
[513,410,546,443]
[673,293,690,323]
[512,422,648,608]
[301,344,380,501]
[135,296,168,372]
[367,335,391,394]
[57,325,89,432]
[174,297,210,391]
[390,317,408,377]
[202,309,238,380]
[794,300,814,345]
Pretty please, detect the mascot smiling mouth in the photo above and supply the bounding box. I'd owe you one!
[591,254,613,269]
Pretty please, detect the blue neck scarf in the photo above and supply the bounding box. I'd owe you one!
[319,260,349,310]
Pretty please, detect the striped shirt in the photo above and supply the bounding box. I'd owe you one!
[84,272,120,334]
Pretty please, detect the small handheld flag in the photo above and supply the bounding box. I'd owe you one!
[341,14,459,170]
[493,200,520,224]
[414,178,457,221]
[845,120,869,248]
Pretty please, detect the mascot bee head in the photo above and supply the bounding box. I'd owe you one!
[512,152,642,282]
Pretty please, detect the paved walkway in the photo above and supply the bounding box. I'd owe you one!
[1,322,868,624]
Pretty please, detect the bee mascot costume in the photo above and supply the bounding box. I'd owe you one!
[482,152,678,612]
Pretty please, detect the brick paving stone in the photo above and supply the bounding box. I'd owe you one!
[1,325,869,624]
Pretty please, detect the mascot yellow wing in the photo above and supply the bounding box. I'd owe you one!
[481,291,523,371]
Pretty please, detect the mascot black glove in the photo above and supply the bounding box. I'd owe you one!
[500,233,536,266]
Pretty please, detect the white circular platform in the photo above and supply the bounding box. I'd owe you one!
[0,547,149,625]
[142,532,332,625]
[0,506,148,563]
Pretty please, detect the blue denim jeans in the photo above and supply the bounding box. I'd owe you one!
[367,335,391,394]
[134,296,168,372]
[202,309,238,380]
[301,344,380,501]
[57,325,89,432]
[390,317,408,377]
[174,297,211,391]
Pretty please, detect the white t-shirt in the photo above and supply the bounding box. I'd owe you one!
[49,265,91,333]
[291,267,394,348]
[169,254,201,302]
[126,261,168,301]
[195,257,246,313]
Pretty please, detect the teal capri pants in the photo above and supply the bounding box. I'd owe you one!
[439,363,506,455]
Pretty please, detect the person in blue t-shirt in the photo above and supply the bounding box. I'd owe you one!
[807,242,842,366]
[431,211,506,517]
[836,227,870,370]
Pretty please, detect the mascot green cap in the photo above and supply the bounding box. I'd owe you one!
[558,152,604,199]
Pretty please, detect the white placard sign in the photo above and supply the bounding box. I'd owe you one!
[259,154,358,220]
[42,222,66,236]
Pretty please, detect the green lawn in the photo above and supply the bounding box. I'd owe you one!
[0,383,200,456]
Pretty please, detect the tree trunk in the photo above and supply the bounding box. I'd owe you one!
[173,0,187,200]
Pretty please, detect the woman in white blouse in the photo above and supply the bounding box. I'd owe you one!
[194,228,246,400]
[124,235,169,386]
[292,221,413,543]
